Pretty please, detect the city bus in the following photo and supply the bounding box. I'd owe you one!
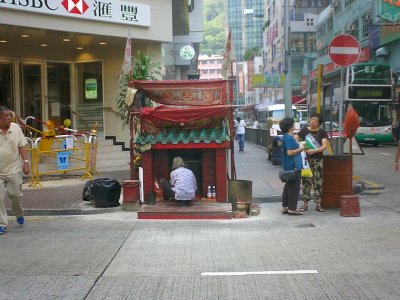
[308,63,394,145]
[256,104,299,127]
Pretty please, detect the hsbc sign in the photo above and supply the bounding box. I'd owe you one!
[0,0,151,27]
[62,0,89,14]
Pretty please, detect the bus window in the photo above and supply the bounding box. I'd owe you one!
[351,101,392,125]
[379,105,390,122]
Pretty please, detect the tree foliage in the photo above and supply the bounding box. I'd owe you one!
[200,0,226,56]
[243,46,262,61]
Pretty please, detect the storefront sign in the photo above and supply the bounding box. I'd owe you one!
[179,45,196,60]
[252,74,283,88]
[358,47,371,62]
[0,0,151,27]
[379,0,400,22]
[369,22,400,49]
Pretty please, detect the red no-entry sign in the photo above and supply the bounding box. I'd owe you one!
[328,35,361,67]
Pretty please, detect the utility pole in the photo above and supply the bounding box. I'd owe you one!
[283,0,292,117]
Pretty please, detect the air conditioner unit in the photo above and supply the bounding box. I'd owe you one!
[346,24,355,31]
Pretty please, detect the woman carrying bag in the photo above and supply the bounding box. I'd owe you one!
[280,117,304,216]
[295,113,328,212]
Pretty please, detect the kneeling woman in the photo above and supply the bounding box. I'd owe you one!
[162,157,197,206]
[280,118,304,215]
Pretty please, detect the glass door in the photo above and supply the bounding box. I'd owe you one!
[0,60,14,110]
[21,61,44,131]
[47,63,71,126]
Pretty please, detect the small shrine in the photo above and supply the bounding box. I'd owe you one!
[128,79,234,204]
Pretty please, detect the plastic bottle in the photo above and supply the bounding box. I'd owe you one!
[212,185,216,199]
[207,186,212,199]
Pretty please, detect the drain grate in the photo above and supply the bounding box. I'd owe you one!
[295,223,316,228]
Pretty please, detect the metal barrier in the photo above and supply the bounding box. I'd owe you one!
[25,137,35,187]
[245,128,268,149]
[28,134,98,188]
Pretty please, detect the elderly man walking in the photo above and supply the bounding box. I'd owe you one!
[0,105,30,235]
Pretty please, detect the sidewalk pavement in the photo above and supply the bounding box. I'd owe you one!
[5,143,283,216]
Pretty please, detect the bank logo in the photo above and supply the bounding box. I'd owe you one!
[62,0,89,14]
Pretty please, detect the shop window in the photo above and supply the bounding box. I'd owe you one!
[75,61,104,135]
[77,61,103,103]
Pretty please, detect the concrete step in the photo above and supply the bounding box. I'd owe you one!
[95,139,130,172]
[137,202,233,220]
[97,142,129,153]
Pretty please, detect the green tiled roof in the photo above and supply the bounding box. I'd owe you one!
[135,127,231,145]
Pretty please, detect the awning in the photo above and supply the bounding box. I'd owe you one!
[292,96,306,105]
[241,104,256,112]
[140,105,231,134]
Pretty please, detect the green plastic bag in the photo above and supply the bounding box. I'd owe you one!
[305,134,321,150]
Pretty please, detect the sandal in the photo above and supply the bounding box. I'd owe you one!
[299,204,308,212]
[288,210,303,216]
[316,205,325,212]
[281,208,288,214]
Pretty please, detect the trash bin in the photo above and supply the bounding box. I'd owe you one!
[271,135,283,165]
[122,180,140,202]
[82,178,121,208]
[322,155,353,209]
[228,180,252,213]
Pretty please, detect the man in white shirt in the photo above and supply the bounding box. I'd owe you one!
[0,106,30,235]
[235,117,246,151]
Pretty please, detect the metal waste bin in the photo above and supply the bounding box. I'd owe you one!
[228,180,253,213]
[271,135,283,165]
[322,155,353,209]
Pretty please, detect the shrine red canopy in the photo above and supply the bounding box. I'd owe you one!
[140,105,231,133]
[129,80,228,106]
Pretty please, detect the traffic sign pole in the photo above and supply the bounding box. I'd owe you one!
[339,67,345,154]
[328,35,361,153]
[328,35,361,67]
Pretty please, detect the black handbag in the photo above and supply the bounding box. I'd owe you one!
[279,169,297,183]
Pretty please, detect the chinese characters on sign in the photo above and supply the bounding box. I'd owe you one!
[179,45,196,60]
[0,0,150,27]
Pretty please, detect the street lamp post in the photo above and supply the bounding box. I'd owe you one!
[283,0,292,117]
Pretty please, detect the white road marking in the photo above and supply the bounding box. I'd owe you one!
[201,270,318,276]
[330,47,359,55]
[379,153,392,156]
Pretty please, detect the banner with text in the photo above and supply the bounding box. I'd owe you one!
[0,0,150,27]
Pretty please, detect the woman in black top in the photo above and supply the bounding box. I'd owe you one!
[295,113,328,212]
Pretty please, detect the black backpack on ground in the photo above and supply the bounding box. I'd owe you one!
[82,178,121,208]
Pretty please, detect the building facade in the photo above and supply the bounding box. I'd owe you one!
[198,55,224,80]
[262,0,330,103]
[225,0,265,62]
[162,0,203,80]
[315,0,400,126]
[0,0,201,146]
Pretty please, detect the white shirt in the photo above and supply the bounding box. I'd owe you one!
[236,120,246,134]
[170,167,197,200]
[0,122,27,175]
